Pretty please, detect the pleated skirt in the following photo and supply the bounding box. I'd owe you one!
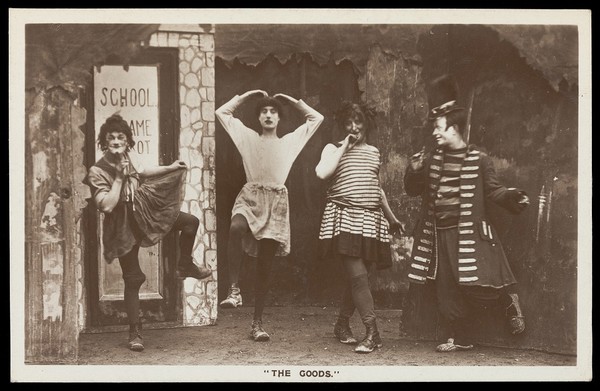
[318,201,392,269]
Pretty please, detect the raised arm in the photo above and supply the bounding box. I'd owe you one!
[115,151,186,179]
[137,160,187,178]
[275,93,324,151]
[315,134,356,180]
[87,162,127,214]
[215,90,268,141]
[403,147,429,196]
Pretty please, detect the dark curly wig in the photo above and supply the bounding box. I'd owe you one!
[335,101,377,134]
[254,96,284,119]
[96,114,135,152]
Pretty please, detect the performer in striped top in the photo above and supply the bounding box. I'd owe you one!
[405,75,530,353]
[316,101,403,354]
[435,147,468,228]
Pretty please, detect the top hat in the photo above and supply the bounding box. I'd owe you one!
[427,75,465,120]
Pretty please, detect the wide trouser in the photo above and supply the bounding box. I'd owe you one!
[435,227,512,345]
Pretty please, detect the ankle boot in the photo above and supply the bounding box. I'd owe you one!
[128,323,144,352]
[334,316,358,345]
[354,317,382,354]
[176,256,212,280]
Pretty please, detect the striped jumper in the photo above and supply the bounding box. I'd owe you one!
[318,143,392,269]
[404,146,523,287]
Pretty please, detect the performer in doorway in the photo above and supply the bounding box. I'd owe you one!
[86,114,211,352]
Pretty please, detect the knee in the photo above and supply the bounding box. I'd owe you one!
[182,215,200,235]
[123,271,147,289]
[350,273,369,290]
[190,215,200,230]
[229,218,248,238]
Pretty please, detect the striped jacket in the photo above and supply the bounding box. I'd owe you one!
[404,146,524,287]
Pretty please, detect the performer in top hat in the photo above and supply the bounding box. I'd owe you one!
[404,75,530,352]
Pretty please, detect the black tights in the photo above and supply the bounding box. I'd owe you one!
[338,256,375,324]
[226,214,276,321]
[254,240,277,322]
[118,212,199,326]
[118,245,145,326]
[172,212,199,265]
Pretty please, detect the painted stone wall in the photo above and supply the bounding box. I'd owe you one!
[149,26,218,326]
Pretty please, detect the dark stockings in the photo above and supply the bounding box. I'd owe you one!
[254,239,277,322]
[172,211,199,266]
[342,256,375,324]
[225,214,276,321]
[118,245,146,328]
[339,280,356,319]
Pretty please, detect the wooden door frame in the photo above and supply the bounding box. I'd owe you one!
[83,47,182,330]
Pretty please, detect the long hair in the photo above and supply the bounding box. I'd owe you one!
[96,114,135,152]
[334,101,377,135]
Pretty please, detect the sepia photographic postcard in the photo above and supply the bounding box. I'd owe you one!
[10,8,592,383]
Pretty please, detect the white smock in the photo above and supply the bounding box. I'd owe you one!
[216,95,324,256]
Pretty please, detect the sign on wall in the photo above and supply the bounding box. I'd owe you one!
[93,65,163,301]
[94,65,160,165]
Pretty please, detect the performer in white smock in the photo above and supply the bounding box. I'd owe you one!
[216,89,324,341]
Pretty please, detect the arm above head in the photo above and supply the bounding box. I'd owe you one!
[275,93,324,143]
[215,90,268,132]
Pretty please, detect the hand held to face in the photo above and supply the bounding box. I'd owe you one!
[344,134,358,151]
[115,153,129,179]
